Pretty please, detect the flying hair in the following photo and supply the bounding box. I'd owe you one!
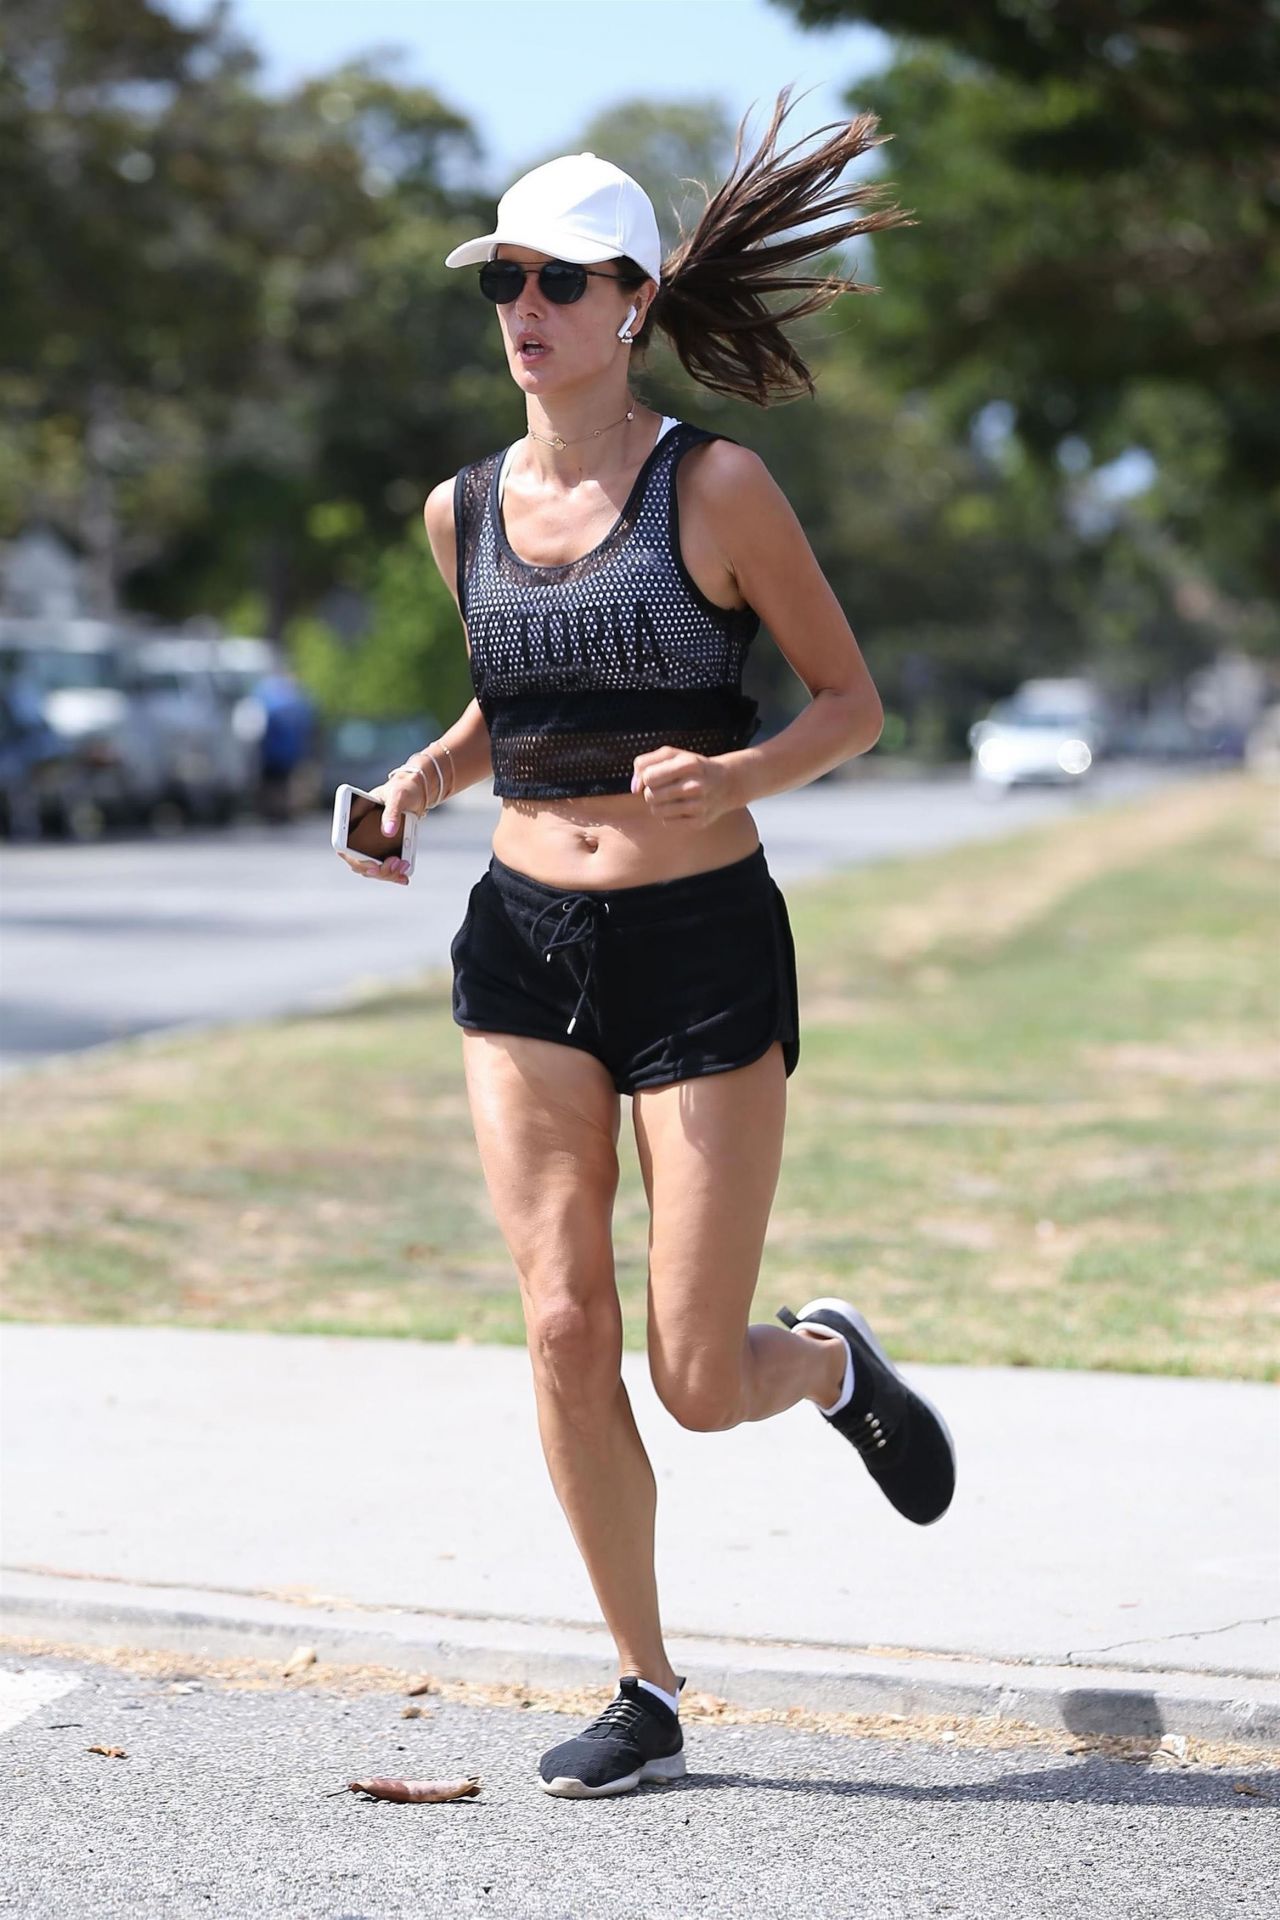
[616,85,916,406]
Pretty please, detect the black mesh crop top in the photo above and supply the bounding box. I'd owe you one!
[452,418,762,798]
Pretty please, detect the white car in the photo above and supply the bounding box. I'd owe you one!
[968,697,1099,791]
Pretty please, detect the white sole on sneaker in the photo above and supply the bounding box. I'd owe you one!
[539,1749,687,1797]
[793,1295,957,1522]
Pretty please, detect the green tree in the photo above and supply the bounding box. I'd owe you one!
[0,0,500,628]
[288,526,471,725]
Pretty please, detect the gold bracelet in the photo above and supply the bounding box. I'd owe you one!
[419,747,446,806]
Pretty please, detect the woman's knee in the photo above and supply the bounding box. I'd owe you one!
[524,1286,623,1406]
[649,1347,744,1432]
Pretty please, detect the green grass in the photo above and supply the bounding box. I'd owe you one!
[4,771,1276,1377]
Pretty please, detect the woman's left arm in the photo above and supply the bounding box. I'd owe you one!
[631,441,884,823]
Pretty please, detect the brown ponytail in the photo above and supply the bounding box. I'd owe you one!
[618,86,915,407]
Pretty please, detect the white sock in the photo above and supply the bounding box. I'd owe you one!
[634,1676,682,1716]
[806,1326,855,1417]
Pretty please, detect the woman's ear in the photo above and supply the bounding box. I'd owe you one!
[622,281,656,339]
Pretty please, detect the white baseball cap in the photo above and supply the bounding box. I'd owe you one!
[444,153,663,284]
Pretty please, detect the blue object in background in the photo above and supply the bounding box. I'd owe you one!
[254,672,316,777]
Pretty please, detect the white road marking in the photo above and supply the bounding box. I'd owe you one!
[0,1666,83,1734]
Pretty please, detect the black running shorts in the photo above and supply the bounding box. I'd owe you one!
[450,844,800,1094]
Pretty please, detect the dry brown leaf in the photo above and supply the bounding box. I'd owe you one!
[87,1744,127,1758]
[1232,1780,1263,1797]
[341,1775,481,1803]
[400,1705,432,1719]
[405,1677,438,1697]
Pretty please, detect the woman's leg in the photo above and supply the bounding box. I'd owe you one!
[459,1029,680,1694]
[632,1041,847,1431]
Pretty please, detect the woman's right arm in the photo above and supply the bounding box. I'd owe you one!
[399,478,492,804]
[341,480,491,881]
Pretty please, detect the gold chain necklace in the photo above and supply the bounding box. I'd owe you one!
[527,404,636,453]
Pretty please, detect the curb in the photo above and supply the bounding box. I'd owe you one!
[4,1572,1278,1749]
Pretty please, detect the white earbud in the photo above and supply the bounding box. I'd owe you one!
[617,303,639,343]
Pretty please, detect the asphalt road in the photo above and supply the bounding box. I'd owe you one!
[0,762,1199,1078]
[2,1651,1274,1920]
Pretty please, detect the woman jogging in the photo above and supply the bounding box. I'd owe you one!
[348,93,956,1798]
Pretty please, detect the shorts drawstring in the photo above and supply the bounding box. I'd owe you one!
[528,893,611,1036]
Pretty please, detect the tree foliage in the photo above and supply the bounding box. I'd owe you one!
[0,0,505,622]
[288,528,472,724]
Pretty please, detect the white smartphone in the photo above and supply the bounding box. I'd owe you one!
[331,783,421,878]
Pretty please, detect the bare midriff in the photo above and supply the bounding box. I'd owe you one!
[490,789,761,890]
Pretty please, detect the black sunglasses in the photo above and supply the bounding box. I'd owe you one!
[477,259,625,306]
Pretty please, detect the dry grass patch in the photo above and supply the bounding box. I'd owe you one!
[861,775,1248,969]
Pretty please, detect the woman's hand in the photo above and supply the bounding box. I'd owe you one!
[630,746,740,828]
[337,770,430,886]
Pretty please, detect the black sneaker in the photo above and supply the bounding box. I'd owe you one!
[538,1675,687,1798]
[777,1296,956,1525]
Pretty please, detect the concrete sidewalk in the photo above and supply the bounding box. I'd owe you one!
[2,1326,1277,1743]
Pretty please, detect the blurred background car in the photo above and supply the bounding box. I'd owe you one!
[129,635,258,826]
[0,618,171,834]
[0,619,348,836]
[967,677,1109,792]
